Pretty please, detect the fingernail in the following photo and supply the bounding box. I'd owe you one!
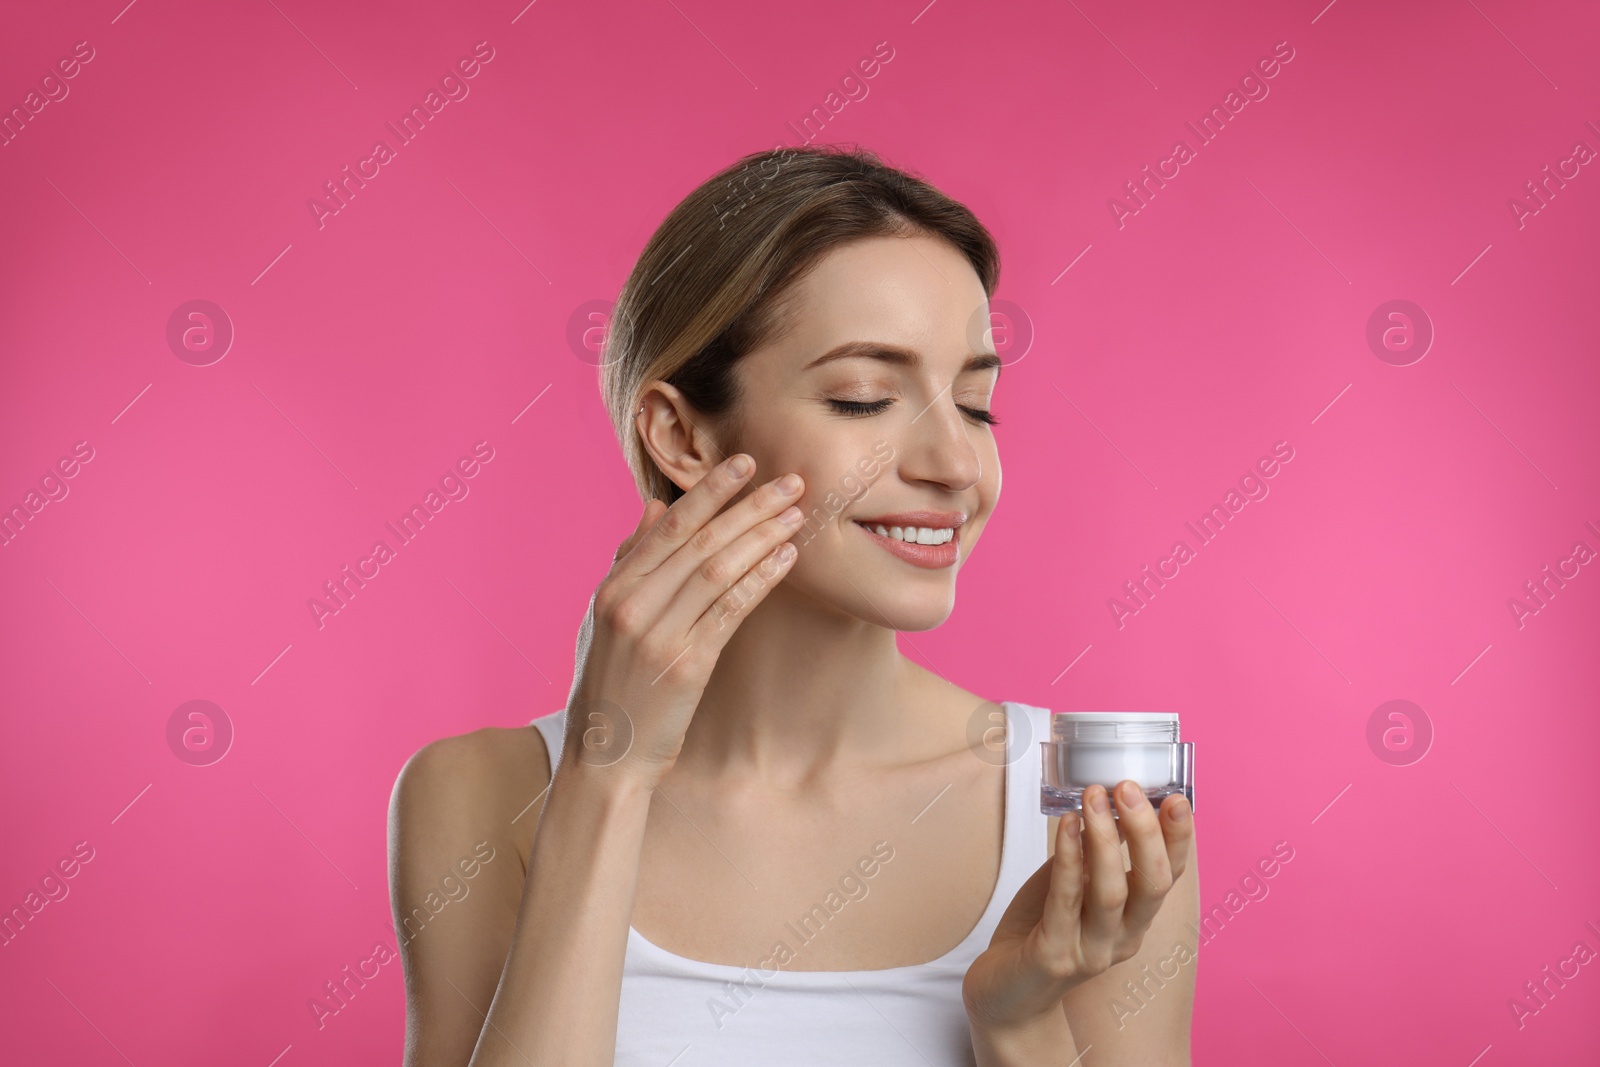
[1171,797,1191,822]
[776,473,802,494]
[1088,787,1110,815]
[778,505,803,525]
[1066,812,1081,838]
[729,455,753,477]
[1119,781,1145,808]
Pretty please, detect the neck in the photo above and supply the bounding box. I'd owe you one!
[673,581,947,786]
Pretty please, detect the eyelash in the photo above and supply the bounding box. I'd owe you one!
[827,398,1000,426]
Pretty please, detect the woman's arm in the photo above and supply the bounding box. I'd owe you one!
[1059,815,1199,1065]
[389,453,808,1065]
[388,729,534,1066]
[967,826,1199,1067]
[964,785,1196,1064]
[969,1004,1078,1066]
[388,726,654,1067]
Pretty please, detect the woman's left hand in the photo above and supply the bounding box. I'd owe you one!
[962,780,1194,1037]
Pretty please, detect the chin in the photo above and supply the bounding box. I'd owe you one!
[876,603,957,632]
[781,561,958,631]
[839,577,959,632]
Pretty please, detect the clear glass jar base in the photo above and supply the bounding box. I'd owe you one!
[1040,783,1187,818]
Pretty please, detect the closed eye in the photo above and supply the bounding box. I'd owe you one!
[827,398,999,426]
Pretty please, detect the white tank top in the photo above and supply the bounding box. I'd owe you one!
[528,700,1053,1066]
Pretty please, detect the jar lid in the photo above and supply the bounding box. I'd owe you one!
[1051,712,1178,722]
[1050,711,1180,742]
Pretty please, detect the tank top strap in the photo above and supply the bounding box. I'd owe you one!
[1001,700,1053,877]
[529,708,567,776]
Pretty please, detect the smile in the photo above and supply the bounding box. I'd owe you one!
[852,520,960,569]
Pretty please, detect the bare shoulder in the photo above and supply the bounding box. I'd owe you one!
[386,723,556,1066]
[388,724,554,876]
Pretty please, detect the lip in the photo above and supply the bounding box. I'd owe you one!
[852,510,967,529]
[852,512,965,570]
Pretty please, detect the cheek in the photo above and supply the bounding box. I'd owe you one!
[783,473,857,556]
[776,452,848,513]
[751,417,882,529]
[791,480,839,537]
[807,464,869,525]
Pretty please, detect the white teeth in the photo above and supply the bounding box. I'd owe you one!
[864,523,954,545]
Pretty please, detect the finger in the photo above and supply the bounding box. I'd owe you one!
[685,536,801,651]
[619,453,759,576]
[1078,784,1127,951]
[1114,780,1174,936]
[629,469,805,626]
[666,501,806,637]
[1037,811,1085,948]
[1156,792,1195,885]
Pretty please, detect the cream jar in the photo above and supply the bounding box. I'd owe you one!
[1040,712,1194,818]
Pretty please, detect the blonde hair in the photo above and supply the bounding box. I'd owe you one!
[600,143,1000,504]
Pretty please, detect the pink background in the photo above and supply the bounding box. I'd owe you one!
[3,0,1598,1063]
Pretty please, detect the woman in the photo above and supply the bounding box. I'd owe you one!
[388,144,1198,1066]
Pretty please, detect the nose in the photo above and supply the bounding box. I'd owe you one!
[896,387,984,492]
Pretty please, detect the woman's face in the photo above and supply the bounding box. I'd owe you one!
[720,232,1002,631]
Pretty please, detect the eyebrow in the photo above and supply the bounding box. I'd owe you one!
[800,340,1003,381]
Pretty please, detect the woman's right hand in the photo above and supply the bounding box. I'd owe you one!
[562,453,806,788]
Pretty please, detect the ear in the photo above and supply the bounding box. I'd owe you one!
[636,382,728,496]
